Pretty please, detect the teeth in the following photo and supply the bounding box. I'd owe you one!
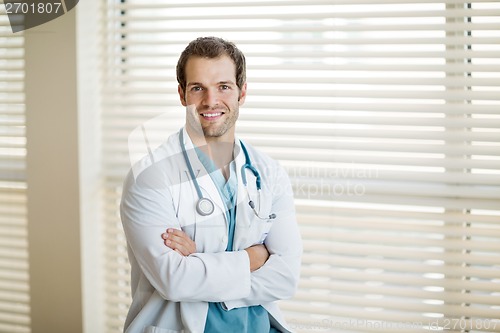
[202,113,222,118]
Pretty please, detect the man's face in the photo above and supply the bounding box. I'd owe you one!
[179,55,246,142]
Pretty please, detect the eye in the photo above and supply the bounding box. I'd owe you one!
[220,85,230,90]
[191,86,203,92]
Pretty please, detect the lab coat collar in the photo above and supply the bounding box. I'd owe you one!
[233,136,246,180]
[180,127,246,180]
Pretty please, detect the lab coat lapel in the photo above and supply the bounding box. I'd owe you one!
[233,138,255,250]
[234,138,250,225]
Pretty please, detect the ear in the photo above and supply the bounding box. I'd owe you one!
[238,82,247,106]
[178,85,187,106]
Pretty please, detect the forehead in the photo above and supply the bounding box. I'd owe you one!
[184,55,237,84]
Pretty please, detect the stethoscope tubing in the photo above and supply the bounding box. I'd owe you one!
[179,130,215,216]
[179,129,275,220]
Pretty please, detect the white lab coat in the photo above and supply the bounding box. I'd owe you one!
[120,127,302,333]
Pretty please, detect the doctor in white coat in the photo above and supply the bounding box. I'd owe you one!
[120,37,302,333]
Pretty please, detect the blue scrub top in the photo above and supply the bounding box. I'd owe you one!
[194,147,272,333]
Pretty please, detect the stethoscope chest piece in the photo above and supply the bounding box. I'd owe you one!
[196,197,215,216]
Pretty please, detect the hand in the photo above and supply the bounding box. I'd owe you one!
[161,228,197,256]
[245,244,270,272]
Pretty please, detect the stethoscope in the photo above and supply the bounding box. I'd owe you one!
[179,130,276,221]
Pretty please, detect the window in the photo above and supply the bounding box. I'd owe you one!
[0,4,30,333]
[101,1,500,332]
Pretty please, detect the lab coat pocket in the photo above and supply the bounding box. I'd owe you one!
[234,189,275,249]
[235,217,273,250]
[249,196,275,244]
[143,326,183,333]
[256,219,274,244]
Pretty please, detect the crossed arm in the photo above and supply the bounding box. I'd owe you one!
[122,163,301,304]
[161,228,270,272]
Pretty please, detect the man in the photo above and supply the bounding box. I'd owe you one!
[120,37,302,333]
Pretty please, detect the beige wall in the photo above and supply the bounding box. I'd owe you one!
[25,3,102,332]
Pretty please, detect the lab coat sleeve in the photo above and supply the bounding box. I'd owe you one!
[120,168,252,303]
[224,166,303,310]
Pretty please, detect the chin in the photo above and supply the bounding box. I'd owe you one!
[202,124,229,138]
[203,129,224,138]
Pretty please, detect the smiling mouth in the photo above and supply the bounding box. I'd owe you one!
[200,112,224,121]
[201,112,222,118]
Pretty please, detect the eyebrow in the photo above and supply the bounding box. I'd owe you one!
[186,81,236,87]
[218,81,236,86]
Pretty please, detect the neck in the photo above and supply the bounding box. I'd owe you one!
[185,126,235,174]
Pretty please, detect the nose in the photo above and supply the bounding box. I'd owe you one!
[202,88,219,107]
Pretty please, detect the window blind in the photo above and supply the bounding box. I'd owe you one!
[0,3,30,333]
[101,1,500,332]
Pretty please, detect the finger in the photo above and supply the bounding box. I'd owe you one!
[166,228,177,235]
[165,233,186,246]
[164,237,183,250]
[170,237,195,255]
[164,236,189,253]
[168,239,189,256]
[162,230,181,240]
[167,228,189,239]
[168,233,196,251]
[167,229,196,250]
[164,229,196,254]
[164,239,174,248]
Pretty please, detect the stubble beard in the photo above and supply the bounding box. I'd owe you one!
[200,106,239,139]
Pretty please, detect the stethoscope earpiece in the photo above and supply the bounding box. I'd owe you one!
[248,200,276,221]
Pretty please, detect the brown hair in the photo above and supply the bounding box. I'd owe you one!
[176,37,246,93]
